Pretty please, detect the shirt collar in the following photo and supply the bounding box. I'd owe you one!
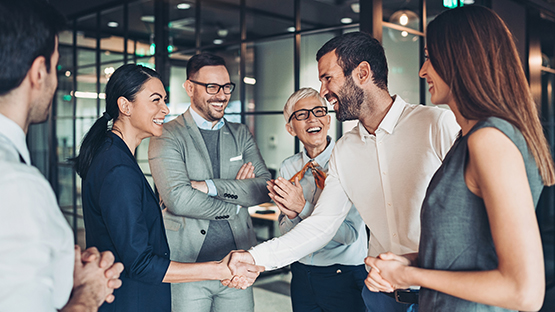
[301,136,335,166]
[190,106,225,130]
[0,113,30,165]
[357,95,407,140]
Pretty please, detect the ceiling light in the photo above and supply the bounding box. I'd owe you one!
[177,3,191,9]
[341,17,353,24]
[399,14,408,26]
[213,39,223,45]
[217,29,228,37]
[351,3,360,13]
[287,26,296,32]
[107,21,119,28]
[141,15,155,23]
[65,71,71,77]
[243,77,256,85]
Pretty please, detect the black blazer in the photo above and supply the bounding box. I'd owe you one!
[82,132,171,312]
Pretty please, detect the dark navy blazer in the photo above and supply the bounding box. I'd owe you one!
[82,132,171,312]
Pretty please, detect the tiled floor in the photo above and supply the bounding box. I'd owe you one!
[253,271,292,312]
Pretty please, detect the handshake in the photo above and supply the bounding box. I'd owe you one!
[219,250,265,290]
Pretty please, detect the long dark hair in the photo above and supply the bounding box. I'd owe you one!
[72,64,161,179]
[427,5,555,185]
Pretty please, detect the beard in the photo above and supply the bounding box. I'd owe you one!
[335,76,365,122]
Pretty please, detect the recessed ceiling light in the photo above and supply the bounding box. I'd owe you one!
[177,3,191,10]
[341,17,353,24]
[107,21,119,28]
[351,3,360,13]
[141,15,155,23]
[243,77,256,85]
[287,26,296,32]
[213,39,223,45]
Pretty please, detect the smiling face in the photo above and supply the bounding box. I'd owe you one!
[286,97,331,155]
[318,51,365,122]
[419,50,452,106]
[186,65,231,124]
[128,78,169,139]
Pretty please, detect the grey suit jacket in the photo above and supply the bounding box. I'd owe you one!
[148,108,271,263]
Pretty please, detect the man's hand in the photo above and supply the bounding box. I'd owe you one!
[63,246,124,311]
[220,250,265,289]
[236,162,255,180]
[267,177,306,219]
[81,247,124,303]
[191,181,208,194]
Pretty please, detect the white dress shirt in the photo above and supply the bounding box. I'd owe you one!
[249,96,460,269]
[0,113,74,311]
[278,137,368,266]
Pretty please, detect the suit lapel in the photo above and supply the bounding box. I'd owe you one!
[182,109,214,177]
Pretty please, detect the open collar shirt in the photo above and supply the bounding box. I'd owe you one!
[0,113,74,311]
[250,96,460,270]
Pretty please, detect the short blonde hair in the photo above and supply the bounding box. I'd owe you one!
[283,87,327,123]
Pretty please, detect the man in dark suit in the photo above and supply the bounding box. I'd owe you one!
[148,53,271,312]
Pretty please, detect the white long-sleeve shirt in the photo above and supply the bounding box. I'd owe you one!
[250,96,460,270]
[0,113,74,311]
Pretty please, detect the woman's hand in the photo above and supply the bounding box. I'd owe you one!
[364,252,415,292]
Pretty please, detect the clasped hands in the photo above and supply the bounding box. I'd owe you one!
[220,250,264,289]
[364,252,417,293]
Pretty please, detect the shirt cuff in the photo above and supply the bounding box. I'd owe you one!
[298,201,315,220]
[248,248,279,271]
[205,179,217,196]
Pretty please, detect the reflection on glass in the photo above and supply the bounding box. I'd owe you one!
[301,0,358,31]
[246,0,294,39]
[200,0,240,47]
[169,0,196,56]
[382,26,421,105]
[247,38,294,112]
[246,114,294,175]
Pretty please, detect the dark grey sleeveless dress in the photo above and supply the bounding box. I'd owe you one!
[418,117,544,311]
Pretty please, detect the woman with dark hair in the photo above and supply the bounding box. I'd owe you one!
[73,64,262,312]
[365,5,555,312]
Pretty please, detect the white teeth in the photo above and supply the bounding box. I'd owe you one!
[307,127,322,133]
[210,102,224,107]
[153,119,163,125]
[329,99,337,105]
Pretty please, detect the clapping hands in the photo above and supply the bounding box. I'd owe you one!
[220,250,265,289]
[267,177,306,219]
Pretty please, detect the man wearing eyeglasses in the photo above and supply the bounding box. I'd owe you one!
[266,87,368,311]
[148,52,271,312]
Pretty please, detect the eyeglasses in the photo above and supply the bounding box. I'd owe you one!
[288,106,328,123]
[189,80,236,95]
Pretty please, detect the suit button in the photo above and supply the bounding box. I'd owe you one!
[225,215,229,218]
[234,195,238,199]
[200,230,206,235]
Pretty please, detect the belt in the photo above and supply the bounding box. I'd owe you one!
[383,289,419,304]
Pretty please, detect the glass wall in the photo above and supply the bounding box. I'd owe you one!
[42,0,440,249]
